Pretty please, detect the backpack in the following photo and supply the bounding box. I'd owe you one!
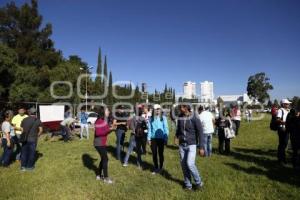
[135,118,147,138]
[270,109,283,131]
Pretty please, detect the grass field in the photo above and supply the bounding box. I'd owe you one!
[1,115,300,200]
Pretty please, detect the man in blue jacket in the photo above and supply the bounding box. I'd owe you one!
[175,104,205,191]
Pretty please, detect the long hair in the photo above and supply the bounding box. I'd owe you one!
[96,106,105,120]
[151,109,163,122]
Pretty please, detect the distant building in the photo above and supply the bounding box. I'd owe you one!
[183,81,196,99]
[217,93,252,106]
[200,81,214,103]
[141,83,147,93]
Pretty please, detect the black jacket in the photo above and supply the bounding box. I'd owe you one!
[176,113,203,148]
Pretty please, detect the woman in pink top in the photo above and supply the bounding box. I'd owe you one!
[94,107,114,184]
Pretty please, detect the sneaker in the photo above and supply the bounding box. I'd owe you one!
[96,175,103,181]
[103,178,113,184]
[26,167,35,171]
[151,169,159,175]
[123,163,128,167]
[20,167,26,172]
[195,182,204,190]
[184,187,192,191]
[137,165,143,170]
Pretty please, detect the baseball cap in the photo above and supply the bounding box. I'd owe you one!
[281,99,291,104]
[154,104,161,110]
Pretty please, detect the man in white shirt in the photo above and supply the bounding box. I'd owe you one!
[60,118,77,142]
[276,99,291,164]
[198,106,215,157]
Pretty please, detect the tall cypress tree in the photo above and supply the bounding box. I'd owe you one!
[173,89,176,103]
[102,55,108,102]
[108,70,113,104]
[103,55,108,86]
[97,47,102,80]
[95,47,102,95]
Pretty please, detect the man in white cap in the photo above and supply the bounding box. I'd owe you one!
[276,99,291,165]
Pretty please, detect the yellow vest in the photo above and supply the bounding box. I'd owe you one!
[11,114,28,135]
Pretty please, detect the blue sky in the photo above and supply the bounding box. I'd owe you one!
[2,0,300,100]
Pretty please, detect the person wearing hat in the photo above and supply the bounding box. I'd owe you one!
[276,99,291,165]
[147,104,169,174]
[20,107,43,171]
[11,106,28,161]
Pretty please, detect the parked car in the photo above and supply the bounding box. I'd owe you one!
[75,111,98,127]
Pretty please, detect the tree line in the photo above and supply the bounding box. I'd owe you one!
[0,0,175,105]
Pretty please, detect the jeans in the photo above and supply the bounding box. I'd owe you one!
[277,129,289,162]
[1,138,14,166]
[115,129,126,160]
[21,141,37,168]
[123,135,136,164]
[203,134,213,156]
[95,146,108,178]
[179,144,202,188]
[150,138,165,170]
[80,123,89,139]
[12,135,22,160]
[124,135,143,166]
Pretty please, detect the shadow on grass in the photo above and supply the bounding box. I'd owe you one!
[225,148,300,187]
[234,147,277,157]
[105,145,183,186]
[165,144,178,150]
[82,154,98,176]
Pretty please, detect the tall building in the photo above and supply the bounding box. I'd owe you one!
[141,83,147,93]
[200,81,214,103]
[183,81,196,99]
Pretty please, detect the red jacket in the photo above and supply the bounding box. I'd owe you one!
[94,118,110,146]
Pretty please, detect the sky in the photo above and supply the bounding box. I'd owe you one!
[2,0,300,100]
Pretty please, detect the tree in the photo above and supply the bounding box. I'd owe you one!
[9,66,40,102]
[267,100,272,108]
[0,44,18,100]
[291,96,300,110]
[103,56,108,84]
[0,0,62,68]
[94,47,102,95]
[274,99,279,107]
[247,72,273,103]
[108,71,113,104]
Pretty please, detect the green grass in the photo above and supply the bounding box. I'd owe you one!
[1,116,300,200]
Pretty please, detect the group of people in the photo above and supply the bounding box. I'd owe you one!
[0,106,42,170]
[92,103,242,190]
[271,99,300,169]
[2,99,299,190]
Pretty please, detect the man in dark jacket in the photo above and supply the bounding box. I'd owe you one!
[286,109,300,170]
[175,104,204,191]
[20,108,43,171]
